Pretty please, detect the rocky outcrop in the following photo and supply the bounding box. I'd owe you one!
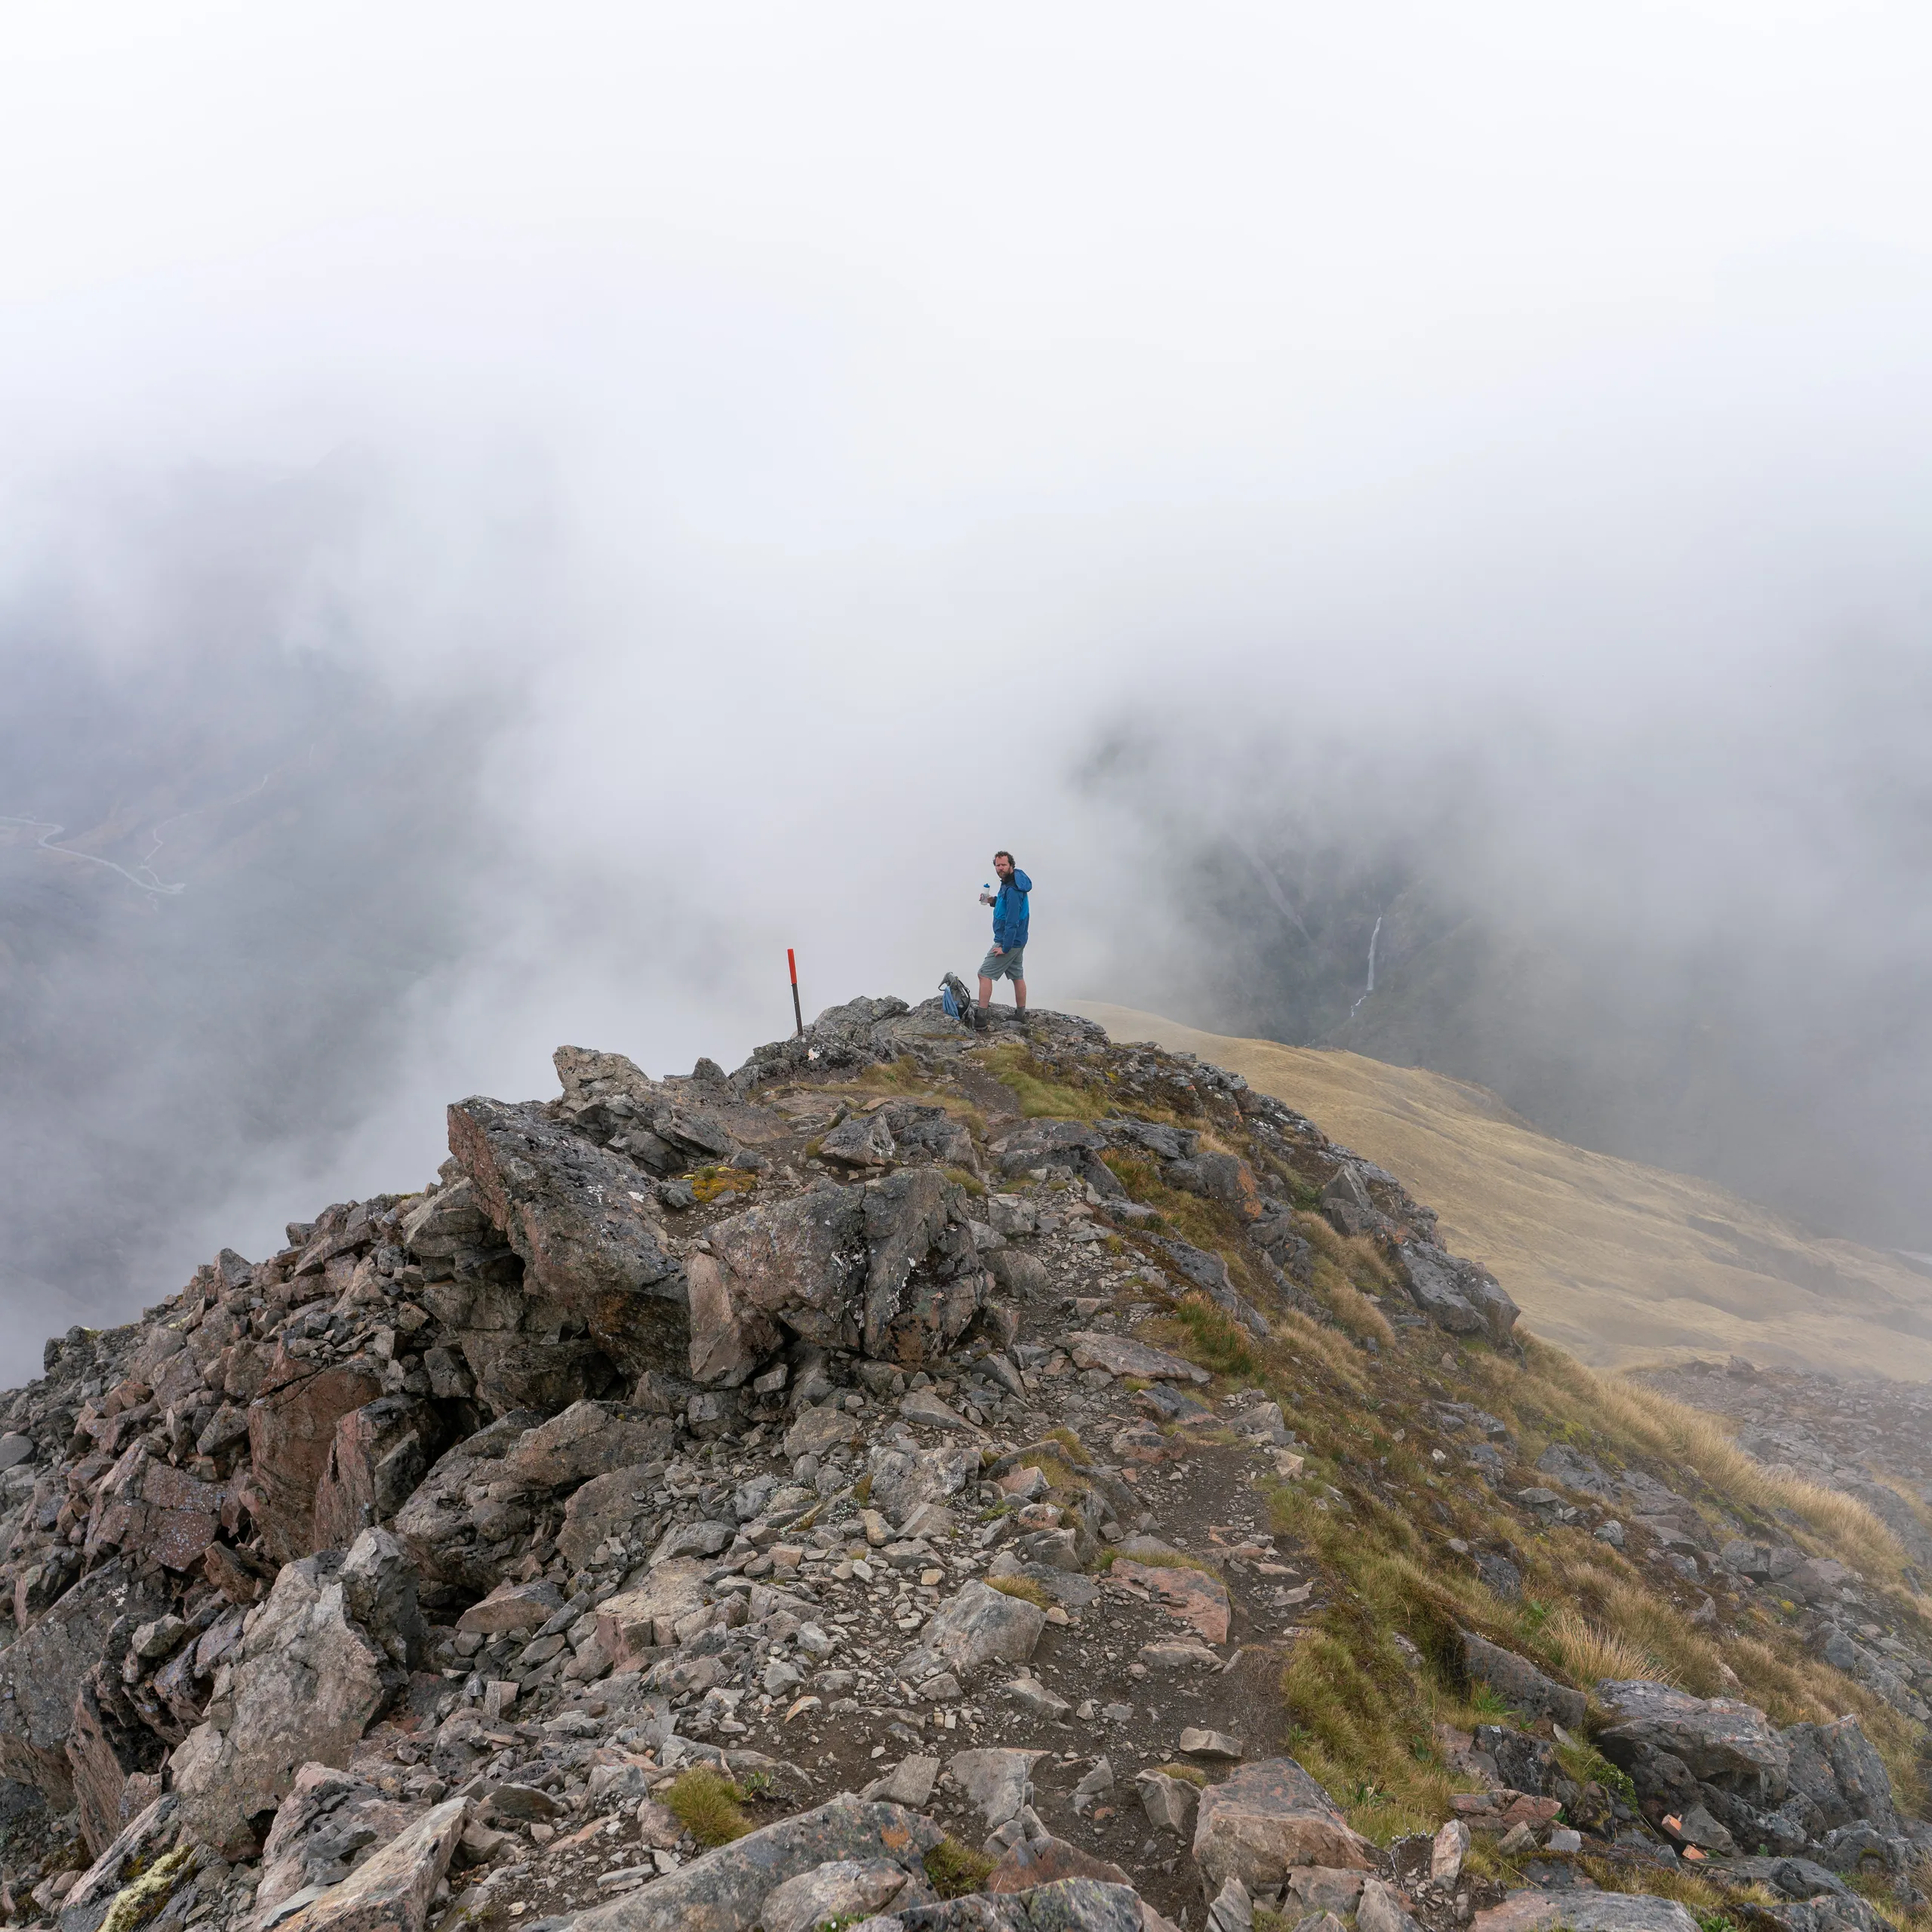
[0,992,1919,1932]
[1192,1758,1374,1892]
[446,1096,691,1378]
[0,1563,167,1804]
[169,1533,411,1857]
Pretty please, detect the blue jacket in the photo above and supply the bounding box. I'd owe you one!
[992,869,1032,950]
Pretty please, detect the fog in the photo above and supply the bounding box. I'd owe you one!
[1,5,1928,1379]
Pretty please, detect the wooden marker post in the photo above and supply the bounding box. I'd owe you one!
[788,948,804,1038]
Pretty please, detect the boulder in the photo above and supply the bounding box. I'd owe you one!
[1112,1561,1231,1645]
[866,1441,980,1527]
[66,1678,166,1857]
[559,1793,943,1932]
[1460,1633,1585,1730]
[457,1580,566,1635]
[897,1878,1145,1931]
[820,1113,899,1170]
[785,1404,864,1460]
[863,1168,983,1364]
[55,1792,184,1932]
[1473,1894,1699,1932]
[1192,1757,1374,1892]
[986,1836,1133,1894]
[948,1748,1047,1829]
[1065,1334,1208,1384]
[169,1537,401,1857]
[82,1447,226,1572]
[1595,1680,1790,1801]
[274,1795,470,1932]
[255,1763,424,1915]
[686,1184,870,1385]
[313,1398,446,1553]
[454,1332,619,1414]
[1358,1876,1423,1932]
[1137,1771,1200,1835]
[1146,1239,1269,1337]
[0,1561,168,1805]
[558,1461,667,1571]
[899,1581,1046,1688]
[1783,1716,1898,1832]
[248,1358,387,1561]
[498,1399,674,1490]
[758,1857,913,1932]
[445,1095,691,1376]
[594,1561,712,1666]
[1163,1153,1263,1221]
[390,1410,548,1592]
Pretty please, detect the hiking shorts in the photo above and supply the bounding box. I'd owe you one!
[980,944,1026,982]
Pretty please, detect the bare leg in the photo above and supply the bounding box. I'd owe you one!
[977,975,992,1011]
[1014,978,1027,1010]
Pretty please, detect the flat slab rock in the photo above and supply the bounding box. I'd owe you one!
[1474,1893,1700,1932]
[561,1794,943,1932]
[276,1796,471,1932]
[1192,1757,1374,1893]
[894,1876,1146,1931]
[1064,1333,1208,1385]
[1594,1678,1792,1792]
[1111,1559,1231,1646]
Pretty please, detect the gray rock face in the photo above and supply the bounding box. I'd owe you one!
[1146,1240,1269,1337]
[170,1539,401,1857]
[275,1795,472,1932]
[895,1877,1146,1931]
[1460,1632,1586,1730]
[898,1580,1047,1689]
[1783,1717,1899,1832]
[687,1170,982,1385]
[390,1409,551,1592]
[446,1095,691,1378]
[0,1561,168,1804]
[758,1857,915,1932]
[1192,1756,1374,1892]
[688,1186,871,1385]
[1595,1680,1792,1800]
[1473,1894,1700,1932]
[561,1794,943,1932]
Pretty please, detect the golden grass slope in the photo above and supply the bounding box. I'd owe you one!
[1068,1001,1932,1377]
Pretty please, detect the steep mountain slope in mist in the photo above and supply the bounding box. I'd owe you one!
[4,994,1932,1932]
[1072,1001,1932,1377]
[1083,651,1932,1257]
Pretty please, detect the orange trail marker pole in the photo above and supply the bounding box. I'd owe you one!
[788,949,804,1038]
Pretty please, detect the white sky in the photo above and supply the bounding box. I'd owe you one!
[2,3,1929,1283]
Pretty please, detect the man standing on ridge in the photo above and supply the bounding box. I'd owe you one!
[977,850,1031,1017]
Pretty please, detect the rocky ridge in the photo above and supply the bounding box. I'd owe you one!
[0,995,1926,1932]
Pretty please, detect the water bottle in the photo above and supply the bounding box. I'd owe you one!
[980,880,994,906]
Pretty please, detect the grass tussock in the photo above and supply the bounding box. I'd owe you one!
[1310,1255,1396,1348]
[1163,1294,1261,1379]
[943,1165,986,1195]
[924,1838,996,1898]
[987,1575,1054,1609]
[978,1044,1109,1121]
[1494,1340,1909,1582]
[690,1165,757,1204]
[663,1767,751,1846]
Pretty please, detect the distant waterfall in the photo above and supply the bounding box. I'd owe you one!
[1349,912,1383,1019]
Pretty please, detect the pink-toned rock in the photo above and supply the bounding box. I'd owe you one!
[248,1360,386,1561]
[1192,1757,1374,1892]
[313,1398,445,1553]
[83,1447,226,1572]
[1112,1558,1231,1644]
